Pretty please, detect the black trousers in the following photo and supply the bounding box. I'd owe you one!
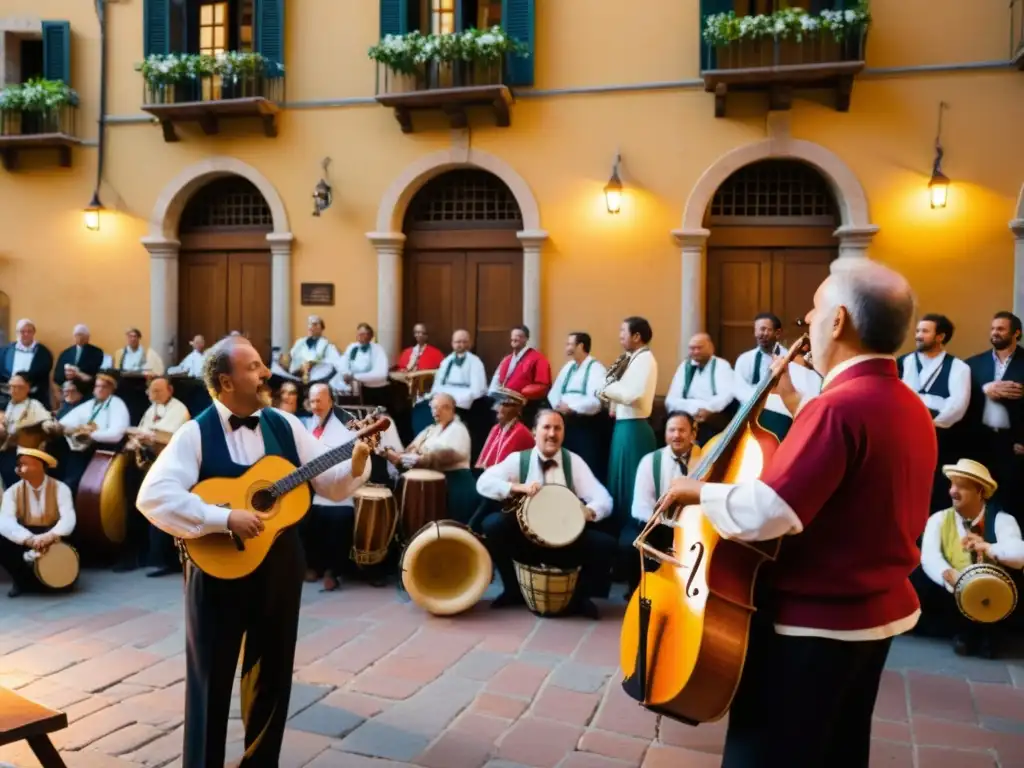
[59,448,94,499]
[0,525,62,592]
[360,384,392,409]
[0,450,17,490]
[722,613,893,768]
[616,518,673,594]
[980,428,1023,523]
[480,510,616,602]
[300,503,355,576]
[183,528,303,767]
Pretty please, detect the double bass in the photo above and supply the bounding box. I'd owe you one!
[619,334,810,725]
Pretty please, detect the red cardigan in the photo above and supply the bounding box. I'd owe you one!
[394,344,445,372]
[476,420,535,468]
[760,357,937,631]
[495,348,552,400]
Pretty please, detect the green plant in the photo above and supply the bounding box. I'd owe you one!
[134,51,284,87]
[702,2,871,47]
[368,26,528,75]
[0,78,79,112]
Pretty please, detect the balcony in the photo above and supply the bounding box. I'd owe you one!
[1013,0,1024,69]
[700,4,869,118]
[0,105,80,171]
[138,54,285,142]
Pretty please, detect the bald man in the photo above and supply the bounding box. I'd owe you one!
[54,324,105,397]
[664,333,736,446]
[414,329,488,437]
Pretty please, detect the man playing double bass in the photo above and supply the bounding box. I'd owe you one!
[656,261,936,767]
[137,336,371,767]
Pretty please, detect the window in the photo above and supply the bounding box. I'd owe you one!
[430,0,456,35]
[198,2,228,56]
[145,0,278,65]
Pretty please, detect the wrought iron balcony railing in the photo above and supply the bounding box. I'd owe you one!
[374,60,505,96]
[141,73,284,106]
[0,104,77,137]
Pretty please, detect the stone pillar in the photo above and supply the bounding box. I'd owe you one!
[366,232,406,361]
[671,228,711,361]
[266,233,294,353]
[833,224,879,268]
[1012,219,1024,317]
[517,229,549,339]
[140,237,181,365]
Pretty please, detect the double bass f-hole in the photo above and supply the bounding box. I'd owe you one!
[685,541,705,598]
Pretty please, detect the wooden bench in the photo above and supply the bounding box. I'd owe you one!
[0,687,68,767]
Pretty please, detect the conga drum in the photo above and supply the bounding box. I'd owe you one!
[74,449,129,557]
[401,520,493,616]
[515,484,587,548]
[351,485,399,567]
[514,562,581,616]
[954,563,1019,623]
[398,468,447,543]
[31,542,80,590]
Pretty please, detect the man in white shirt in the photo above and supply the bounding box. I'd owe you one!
[665,333,736,446]
[56,373,130,497]
[733,313,822,441]
[0,447,76,597]
[419,329,489,454]
[286,315,338,389]
[0,373,55,488]
[621,411,701,594]
[333,322,391,408]
[597,316,658,535]
[913,459,1024,659]
[136,336,371,767]
[1,318,55,410]
[476,409,616,618]
[550,331,611,484]
[113,327,165,376]
[171,335,208,378]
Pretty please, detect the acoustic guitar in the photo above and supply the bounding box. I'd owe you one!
[182,416,390,580]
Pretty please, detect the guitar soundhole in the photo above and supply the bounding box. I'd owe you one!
[251,489,275,513]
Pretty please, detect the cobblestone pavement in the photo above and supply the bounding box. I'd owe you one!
[1,570,1024,767]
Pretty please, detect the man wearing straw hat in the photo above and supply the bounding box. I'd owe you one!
[0,446,75,597]
[914,458,1024,657]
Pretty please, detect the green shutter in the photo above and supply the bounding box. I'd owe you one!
[143,0,171,57]
[254,0,285,70]
[380,0,409,37]
[41,21,71,85]
[501,0,534,87]
[699,0,735,71]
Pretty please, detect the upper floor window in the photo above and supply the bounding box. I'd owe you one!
[144,0,281,67]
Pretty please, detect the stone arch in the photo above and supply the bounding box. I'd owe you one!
[141,157,294,362]
[368,147,547,360]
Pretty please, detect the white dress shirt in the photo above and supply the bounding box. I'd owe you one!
[632,446,693,523]
[549,357,607,416]
[288,336,339,374]
[173,350,207,378]
[116,346,166,375]
[332,342,390,394]
[601,348,657,420]
[58,395,130,450]
[408,419,472,470]
[476,446,613,521]
[0,477,76,545]
[4,398,51,434]
[666,356,736,416]
[138,397,191,435]
[11,343,37,377]
[304,412,360,508]
[920,507,1024,592]
[900,351,971,429]
[982,350,1015,430]
[431,352,488,411]
[733,348,822,417]
[137,399,371,540]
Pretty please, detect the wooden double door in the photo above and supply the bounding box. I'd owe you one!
[707,248,835,364]
[403,248,523,374]
[178,251,272,362]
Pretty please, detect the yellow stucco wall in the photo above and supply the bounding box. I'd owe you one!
[0,0,1022,392]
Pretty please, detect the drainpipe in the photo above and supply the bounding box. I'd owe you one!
[90,0,108,214]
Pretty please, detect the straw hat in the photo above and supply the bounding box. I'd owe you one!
[942,458,998,499]
[17,447,57,470]
[491,387,526,408]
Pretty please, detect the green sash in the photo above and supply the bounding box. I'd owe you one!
[652,449,662,499]
[518,448,575,493]
[560,359,596,395]
[682,358,717,398]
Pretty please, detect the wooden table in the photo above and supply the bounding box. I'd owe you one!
[0,686,68,766]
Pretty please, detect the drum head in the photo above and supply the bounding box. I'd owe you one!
[355,486,394,500]
[402,522,492,616]
[36,543,79,589]
[521,484,586,547]
[404,469,446,482]
[956,565,1018,623]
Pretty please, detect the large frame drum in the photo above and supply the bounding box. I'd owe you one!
[398,468,447,542]
[954,563,1019,623]
[32,542,80,589]
[401,520,493,616]
[74,450,129,557]
[515,484,586,548]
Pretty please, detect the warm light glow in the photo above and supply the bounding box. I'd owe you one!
[83,208,101,231]
[929,173,949,209]
[604,172,623,215]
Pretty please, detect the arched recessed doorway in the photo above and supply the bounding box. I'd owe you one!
[705,159,838,362]
[177,176,274,362]
[401,169,524,372]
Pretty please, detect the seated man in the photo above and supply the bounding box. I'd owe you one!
[476,409,617,618]
[476,390,535,469]
[112,327,165,376]
[170,335,208,378]
[56,380,85,420]
[394,323,445,373]
[0,447,76,597]
[913,458,1024,658]
[54,372,130,497]
[285,315,339,387]
[0,373,56,488]
[384,393,478,523]
[418,329,489,453]
[620,411,701,594]
[489,325,552,426]
[333,323,391,408]
[665,333,736,445]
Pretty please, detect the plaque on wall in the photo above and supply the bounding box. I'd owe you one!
[301,283,334,306]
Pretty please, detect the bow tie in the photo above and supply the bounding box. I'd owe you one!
[358,344,370,354]
[305,337,318,349]
[229,414,260,432]
[690,361,705,372]
[539,458,558,473]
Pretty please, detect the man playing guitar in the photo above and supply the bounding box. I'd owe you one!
[137,335,371,767]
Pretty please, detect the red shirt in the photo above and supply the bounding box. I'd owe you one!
[760,358,937,632]
[495,348,552,401]
[394,344,445,372]
[476,420,535,468]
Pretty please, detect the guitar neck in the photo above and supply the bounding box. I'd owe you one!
[271,438,358,496]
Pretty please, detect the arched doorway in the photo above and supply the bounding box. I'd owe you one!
[177,176,274,362]
[401,169,524,372]
[705,159,839,362]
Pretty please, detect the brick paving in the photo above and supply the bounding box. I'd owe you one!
[1,570,1023,767]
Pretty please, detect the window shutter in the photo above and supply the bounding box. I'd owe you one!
[501,0,535,87]
[699,0,735,70]
[380,0,409,37]
[255,0,285,70]
[143,0,171,57]
[41,21,71,85]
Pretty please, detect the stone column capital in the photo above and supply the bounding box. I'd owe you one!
[833,224,879,247]
[517,229,549,249]
[1011,218,1024,238]
[266,232,295,255]
[140,237,181,259]
[671,228,711,250]
[366,232,407,253]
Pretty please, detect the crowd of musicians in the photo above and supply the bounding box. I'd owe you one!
[1,308,1023,650]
